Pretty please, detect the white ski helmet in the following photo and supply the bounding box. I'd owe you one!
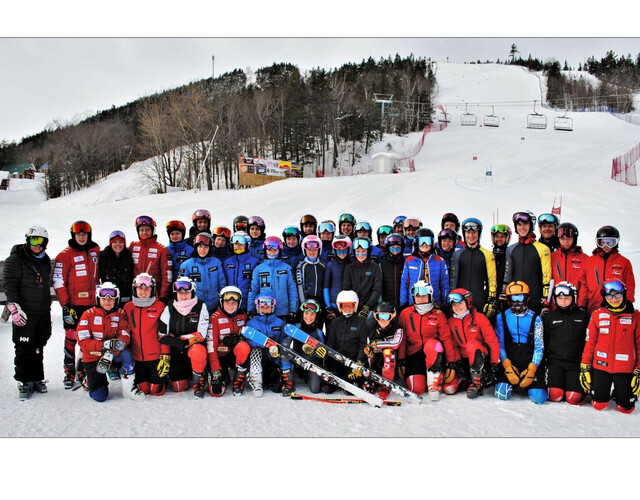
[173,276,196,299]
[25,225,49,248]
[96,281,120,307]
[219,285,242,307]
[410,280,434,300]
[336,290,359,310]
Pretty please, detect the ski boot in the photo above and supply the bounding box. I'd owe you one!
[467,370,484,399]
[249,371,263,398]
[208,370,226,397]
[427,371,443,401]
[121,374,146,401]
[18,381,34,400]
[232,366,247,396]
[107,363,121,381]
[192,371,206,399]
[77,359,88,391]
[281,369,296,397]
[63,364,75,390]
[33,380,48,394]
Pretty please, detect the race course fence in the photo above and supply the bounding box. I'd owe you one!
[611,142,639,186]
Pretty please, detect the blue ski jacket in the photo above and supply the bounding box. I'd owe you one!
[246,313,292,370]
[249,238,265,262]
[494,309,544,367]
[168,240,194,275]
[223,252,261,309]
[248,259,298,317]
[399,253,449,307]
[323,257,350,309]
[178,255,227,313]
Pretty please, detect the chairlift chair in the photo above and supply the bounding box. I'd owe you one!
[436,106,450,123]
[483,106,500,127]
[527,100,548,129]
[460,104,477,126]
[554,109,573,131]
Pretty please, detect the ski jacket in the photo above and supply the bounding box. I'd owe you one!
[367,319,404,353]
[129,237,173,302]
[493,246,511,296]
[248,259,298,317]
[123,298,164,362]
[295,258,327,305]
[281,245,304,272]
[380,254,405,313]
[319,241,333,264]
[542,306,589,369]
[538,235,560,253]
[77,306,130,363]
[325,313,369,363]
[435,245,455,272]
[167,240,194,274]
[447,309,500,365]
[342,259,383,311]
[53,240,100,307]
[399,253,449,307]
[249,238,265,262]
[158,299,209,355]
[323,257,350,309]
[506,239,551,312]
[212,245,233,263]
[99,246,135,302]
[494,309,544,367]
[449,245,498,311]
[245,313,292,371]
[550,246,588,291]
[223,252,260,308]
[582,304,640,374]
[178,255,226,313]
[206,308,248,370]
[369,245,384,264]
[577,249,636,314]
[402,237,415,258]
[3,244,52,314]
[397,306,458,362]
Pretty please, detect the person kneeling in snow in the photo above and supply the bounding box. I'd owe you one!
[77,282,145,402]
[494,281,547,404]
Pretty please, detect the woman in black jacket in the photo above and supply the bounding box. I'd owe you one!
[99,230,135,304]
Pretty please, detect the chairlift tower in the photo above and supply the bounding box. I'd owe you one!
[374,93,394,140]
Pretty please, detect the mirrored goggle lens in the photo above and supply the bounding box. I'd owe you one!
[411,284,431,296]
[447,293,465,304]
[256,297,275,307]
[212,227,231,238]
[173,281,193,292]
[597,237,619,248]
[109,230,126,241]
[265,241,281,250]
[222,292,241,302]
[134,276,154,288]
[509,294,526,303]
[558,227,576,238]
[353,240,370,250]
[193,210,210,219]
[231,235,248,244]
[235,222,247,231]
[538,213,557,224]
[355,222,371,232]
[417,236,433,246]
[301,301,321,313]
[301,216,316,225]
[603,281,625,294]
[98,288,118,299]
[377,225,393,236]
[71,221,92,233]
[135,216,153,227]
[28,236,46,246]
[404,218,421,228]
[283,227,298,237]
[462,223,480,232]
[319,222,335,233]
[393,216,406,225]
[375,312,392,321]
[554,285,574,297]
[512,213,530,224]
[305,241,320,249]
[194,234,212,246]
[491,224,510,235]
[249,216,264,226]
[338,302,357,309]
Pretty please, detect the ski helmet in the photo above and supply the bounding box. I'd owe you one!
[132,273,156,299]
[219,285,242,308]
[299,214,318,233]
[415,228,435,249]
[248,216,266,235]
[192,209,211,223]
[230,231,250,254]
[352,236,372,257]
[490,224,512,246]
[596,225,620,250]
[166,220,186,239]
[505,281,530,314]
[263,235,284,257]
[96,281,120,308]
[461,218,483,237]
[447,287,473,310]
[332,234,353,250]
[135,215,156,237]
[70,220,93,240]
[354,221,373,238]
[512,211,535,232]
[385,233,404,253]
[441,213,460,231]
[538,213,560,227]
[557,222,579,247]
[282,226,301,245]
[301,235,322,257]
[233,215,249,233]
[212,226,232,245]
[403,217,423,231]
[318,220,336,236]
[336,290,359,312]
[338,213,356,225]
[410,280,433,301]
[173,276,196,300]
[193,232,213,252]
[553,281,577,310]
[437,228,457,248]
[374,301,396,322]
[376,225,393,243]
[600,279,626,300]
[25,225,49,249]
[300,298,322,314]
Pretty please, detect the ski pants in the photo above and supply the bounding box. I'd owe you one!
[85,349,135,400]
[12,311,51,383]
[592,369,636,411]
[63,304,91,371]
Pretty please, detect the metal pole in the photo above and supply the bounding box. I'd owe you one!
[194,125,219,192]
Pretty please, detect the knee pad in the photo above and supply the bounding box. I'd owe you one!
[89,385,108,402]
[495,382,512,400]
[149,383,166,396]
[565,391,585,406]
[547,387,565,402]
[172,379,189,392]
[406,374,426,395]
[443,376,459,395]
[528,388,548,405]
[137,381,150,394]
[592,400,609,411]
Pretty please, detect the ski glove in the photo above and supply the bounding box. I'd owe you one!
[102,339,126,352]
[539,298,550,317]
[502,359,521,385]
[181,335,200,348]
[358,305,371,320]
[7,303,27,327]
[325,307,337,320]
[484,363,499,387]
[222,334,241,348]
[444,362,457,383]
[268,345,280,358]
[579,363,591,392]
[363,341,377,358]
[286,312,298,324]
[157,355,171,378]
[518,363,537,388]
[209,370,224,396]
[62,305,78,326]
[483,297,498,319]
[631,369,640,396]
[348,361,365,380]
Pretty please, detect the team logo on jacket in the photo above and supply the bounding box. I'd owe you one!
[93,317,103,325]
[208,266,218,273]
[552,320,563,325]
[616,353,629,361]
[74,256,84,263]
[277,270,288,275]
[600,328,609,334]
[599,320,610,326]
[599,312,610,319]
[596,350,608,359]
[219,317,229,324]
[612,265,623,276]
[595,360,608,368]
[148,253,157,259]
[620,317,632,325]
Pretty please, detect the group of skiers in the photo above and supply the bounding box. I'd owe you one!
[4,209,639,414]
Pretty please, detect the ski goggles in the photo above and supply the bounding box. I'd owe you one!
[597,237,619,248]
[256,296,276,307]
[538,213,558,225]
[403,218,421,229]
[230,233,249,245]
[283,227,299,238]
[508,294,527,303]
[135,216,154,228]
[374,312,394,321]
[300,216,316,225]
[491,224,511,235]
[248,216,264,227]
[193,209,211,221]
[512,212,531,225]
[109,230,126,242]
[353,239,370,250]
[377,225,393,237]
[447,293,466,304]
[304,241,320,250]
[173,280,194,292]
[355,222,372,232]
[28,236,47,247]
[97,287,119,299]
[264,240,282,251]
[602,281,625,296]
[462,222,480,232]
[222,291,241,303]
[193,234,213,246]
[133,275,154,289]
[553,284,575,297]
[212,226,231,238]
[339,213,356,224]
[235,221,248,231]
[71,221,92,234]
[300,300,321,313]
[417,236,433,246]
[557,226,576,238]
[410,283,431,297]
[318,222,335,234]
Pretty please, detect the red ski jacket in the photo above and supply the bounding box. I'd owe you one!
[551,246,588,289]
[129,237,173,301]
[581,306,640,374]
[578,250,636,313]
[447,309,500,365]
[53,243,101,307]
[206,308,248,371]
[77,306,131,363]
[397,306,459,362]
[123,299,164,362]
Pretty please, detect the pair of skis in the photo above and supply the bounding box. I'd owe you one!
[290,392,402,406]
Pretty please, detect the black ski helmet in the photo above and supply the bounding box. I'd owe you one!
[596,225,620,239]
[557,222,579,248]
[233,215,249,233]
[441,213,460,231]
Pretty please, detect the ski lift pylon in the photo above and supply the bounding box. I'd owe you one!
[527,100,548,129]
[554,108,573,132]
[461,103,477,126]
[483,105,500,127]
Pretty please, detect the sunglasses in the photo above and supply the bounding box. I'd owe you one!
[71,221,92,234]
[28,236,46,246]
[98,288,119,299]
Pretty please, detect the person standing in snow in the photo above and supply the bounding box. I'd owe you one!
[317,220,336,265]
[186,209,211,247]
[550,222,587,309]
[490,224,512,305]
[323,235,352,323]
[99,230,135,304]
[247,216,266,262]
[166,220,194,275]
[342,237,382,321]
[4,225,53,399]
[537,213,560,253]
[294,235,326,325]
[223,231,260,313]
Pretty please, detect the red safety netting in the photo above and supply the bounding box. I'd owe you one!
[611,143,639,186]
